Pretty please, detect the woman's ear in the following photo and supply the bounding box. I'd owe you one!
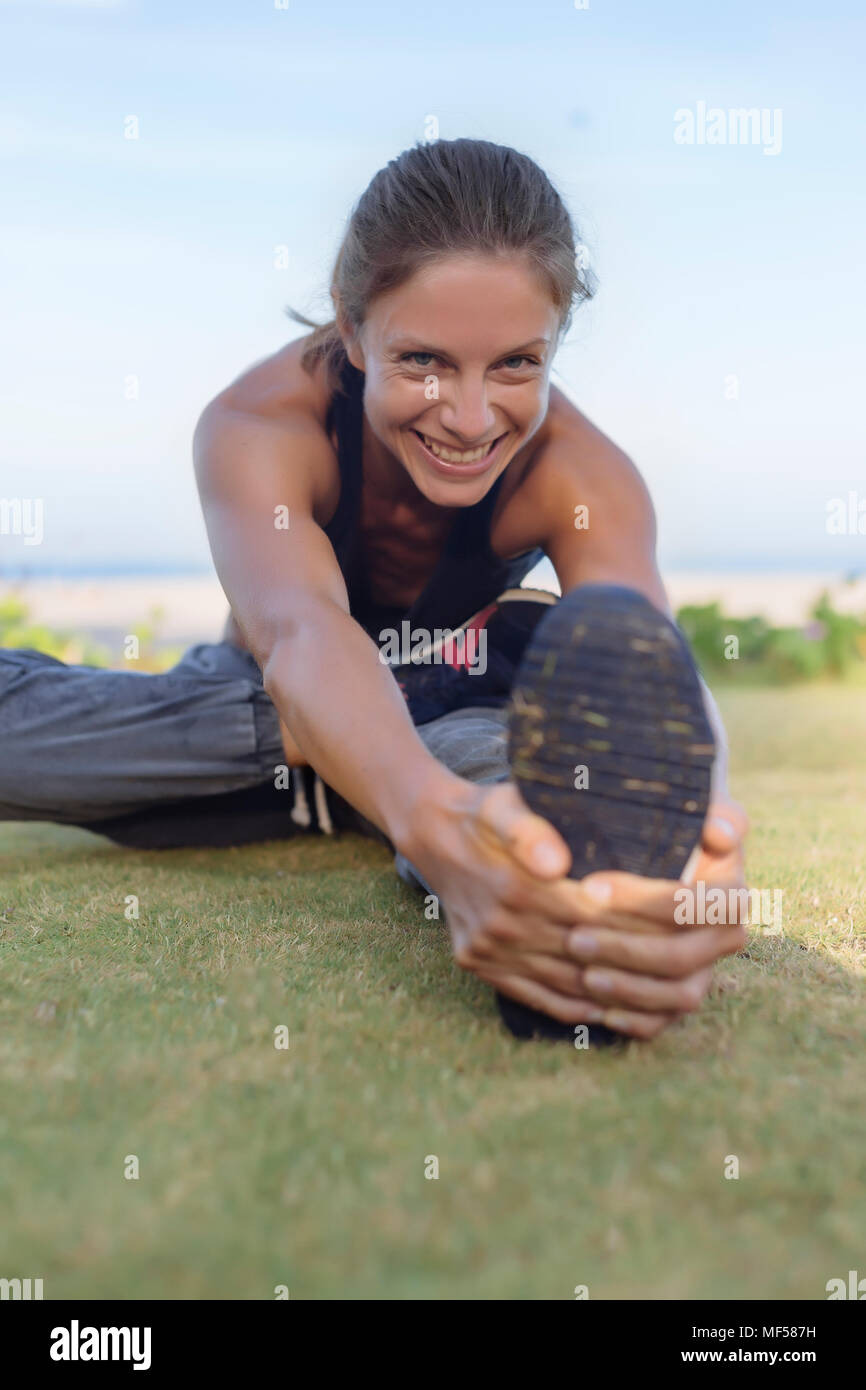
[335,302,365,373]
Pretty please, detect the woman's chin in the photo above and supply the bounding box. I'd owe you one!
[409,464,501,508]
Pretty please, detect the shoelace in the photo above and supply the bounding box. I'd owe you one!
[313,774,334,835]
[289,767,334,835]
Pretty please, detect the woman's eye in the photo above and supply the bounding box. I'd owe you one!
[400,351,538,370]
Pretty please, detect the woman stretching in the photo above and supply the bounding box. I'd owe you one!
[0,138,747,1043]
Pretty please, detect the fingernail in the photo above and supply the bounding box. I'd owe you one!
[603,1011,628,1033]
[581,1004,604,1022]
[532,842,563,873]
[569,931,599,962]
[583,878,612,905]
[709,816,736,840]
[585,969,612,995]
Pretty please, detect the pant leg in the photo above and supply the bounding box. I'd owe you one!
[0,642,285,827]
[394,705,510,891]
[0,646,511,854]
[389,593,551,883]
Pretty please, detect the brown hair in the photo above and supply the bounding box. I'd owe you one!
[288,137,594,395]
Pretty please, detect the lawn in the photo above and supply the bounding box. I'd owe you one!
[1,684,864,1300]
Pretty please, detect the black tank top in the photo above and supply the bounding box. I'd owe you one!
[323,356,545,639]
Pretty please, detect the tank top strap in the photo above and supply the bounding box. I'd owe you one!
[446,469,507,558]
[323,354,365,557]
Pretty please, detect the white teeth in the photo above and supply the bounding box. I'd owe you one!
[419,432,495,464]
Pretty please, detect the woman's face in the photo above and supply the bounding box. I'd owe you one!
[343,252,561,507]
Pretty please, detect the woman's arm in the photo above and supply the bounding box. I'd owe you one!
[512,407,749,1017]
[530,401,732,795]
[193,400,458,844]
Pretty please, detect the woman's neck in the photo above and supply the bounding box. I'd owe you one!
[361,415,446,516]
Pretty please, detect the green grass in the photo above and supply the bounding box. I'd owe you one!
[1,685,864,1300]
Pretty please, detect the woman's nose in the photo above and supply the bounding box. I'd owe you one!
[438,381,496,442]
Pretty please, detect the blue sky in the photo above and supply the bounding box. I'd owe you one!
[1,0,864,575]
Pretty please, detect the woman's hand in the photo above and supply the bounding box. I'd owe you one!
[403,777,616,1026]
[564,798,749,1038]
[402,780,748,1040]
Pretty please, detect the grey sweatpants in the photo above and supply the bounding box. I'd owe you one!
[0,642,509,880]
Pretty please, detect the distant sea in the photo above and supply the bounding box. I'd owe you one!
[3,557,863,580]
[2,562,216,580]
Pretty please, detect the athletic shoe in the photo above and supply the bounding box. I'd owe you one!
[499,584,715,1044]
[392,588,556,725]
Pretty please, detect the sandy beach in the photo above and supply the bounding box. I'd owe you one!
[3,569,865,651]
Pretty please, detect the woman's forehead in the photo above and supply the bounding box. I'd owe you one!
[364,254,560,353]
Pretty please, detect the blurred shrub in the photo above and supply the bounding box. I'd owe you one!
[676,592,866,683]
[0,596,182,672]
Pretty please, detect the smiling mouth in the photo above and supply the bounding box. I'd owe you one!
[412,430,503,464]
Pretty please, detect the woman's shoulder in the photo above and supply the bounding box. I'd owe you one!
[518,382,646,507]
[203,334,334,431]
[492,381,653,557]
[193,336,344,523]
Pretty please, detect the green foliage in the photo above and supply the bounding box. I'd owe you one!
[0,596,182,672]
[0,595,111,666]
[676,592,866,683]
[812,593,866,675]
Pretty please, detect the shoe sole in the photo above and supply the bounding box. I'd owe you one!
[498,584,715,1043]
